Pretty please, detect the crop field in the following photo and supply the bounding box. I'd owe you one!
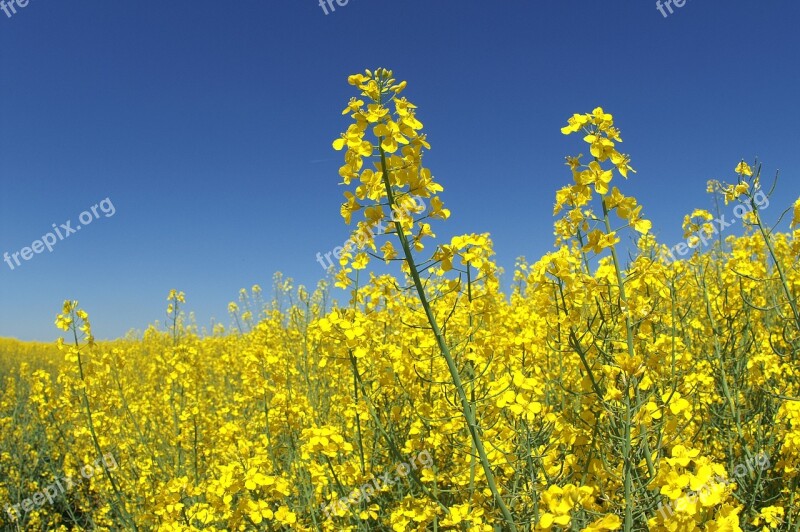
[1,68,800,531]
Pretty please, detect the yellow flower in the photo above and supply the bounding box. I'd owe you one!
[666,444,700,467]
[753,506,784,529]
[660,470,690,500]
[351,252,369,270]
[583,133,615,161]
[246,499,273,524]
[561,113,590,135]
[583,229,619,254]
[374,120,407,153]
[735,161,753,176]
[582,513,622,531]
[610,150,635,178]
[664,392,692,420]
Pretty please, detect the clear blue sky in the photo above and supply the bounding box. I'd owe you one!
[2,1,799,341]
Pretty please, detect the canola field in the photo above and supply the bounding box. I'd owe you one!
[2,69,800,531]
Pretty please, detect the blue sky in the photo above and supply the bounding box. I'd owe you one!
[1,0,799,341]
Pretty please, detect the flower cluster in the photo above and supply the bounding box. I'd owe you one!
[332,68,450,289]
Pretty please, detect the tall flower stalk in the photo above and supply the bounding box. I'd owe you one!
[558,108,654,531]
[332,68,517,530]
[55,302,137,530]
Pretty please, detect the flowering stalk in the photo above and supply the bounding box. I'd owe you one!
[333,68,517,530]
[560,108,652,531]
[56,302,137,530]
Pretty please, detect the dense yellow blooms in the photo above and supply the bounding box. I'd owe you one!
[1,70,799,531]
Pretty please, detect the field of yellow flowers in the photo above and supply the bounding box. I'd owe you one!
[2,69,800,531]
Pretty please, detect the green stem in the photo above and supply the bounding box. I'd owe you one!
[377,144,517,530]
[70,320,137,530]
[601,198,636,532]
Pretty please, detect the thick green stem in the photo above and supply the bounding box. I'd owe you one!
[601,198,636,532]
[377,144,517,530]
